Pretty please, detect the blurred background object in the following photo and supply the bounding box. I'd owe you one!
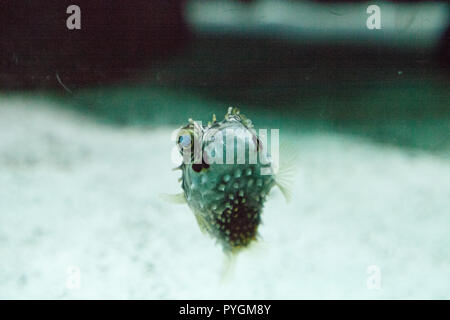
[186,0,448,51]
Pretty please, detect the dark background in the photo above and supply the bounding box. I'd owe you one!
[1,0,449,151]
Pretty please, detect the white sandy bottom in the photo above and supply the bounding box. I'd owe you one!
[0,97,449,299]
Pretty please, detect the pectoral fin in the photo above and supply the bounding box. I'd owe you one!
[159,193,187,204]
[273,142,297,203]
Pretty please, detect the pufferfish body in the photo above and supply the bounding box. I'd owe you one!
[172,107,288,254]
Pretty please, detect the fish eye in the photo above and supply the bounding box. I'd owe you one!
[177,133,192,149]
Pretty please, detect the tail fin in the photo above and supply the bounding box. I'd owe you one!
[219,239,267,283]
[220,252,238,284]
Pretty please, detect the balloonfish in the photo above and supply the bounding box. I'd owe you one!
[167,107,291,255]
